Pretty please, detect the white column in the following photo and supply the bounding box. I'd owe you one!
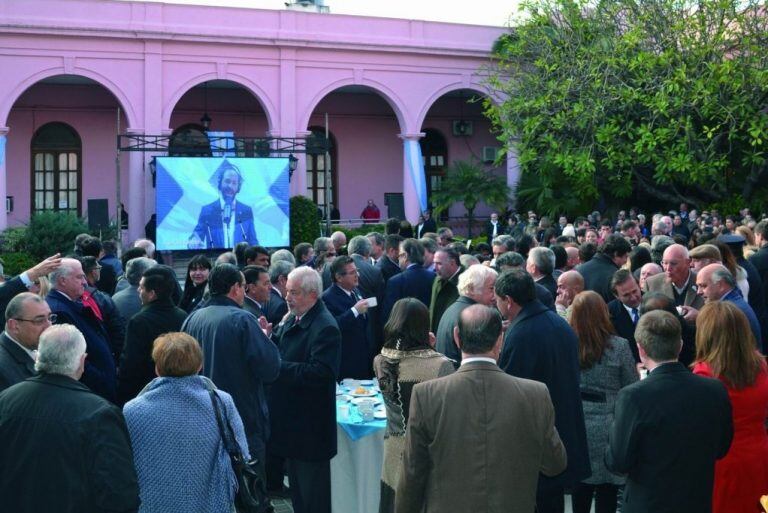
[127,138,145,243]
[0,127,7,231]
[400,133,425,225]
[506,146,521,210]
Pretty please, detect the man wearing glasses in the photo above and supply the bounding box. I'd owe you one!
[0,292,55,392]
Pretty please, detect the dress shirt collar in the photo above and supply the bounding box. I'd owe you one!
[461,356,497,366]
[271,285,283,298]
[5,332,37,361]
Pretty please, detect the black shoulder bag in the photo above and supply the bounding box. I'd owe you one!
[206,382,275,513]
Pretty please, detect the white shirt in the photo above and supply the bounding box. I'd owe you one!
[219,197,237,248]
[337,284,362,317]
[460,356,497,366]
[623,303,639,323]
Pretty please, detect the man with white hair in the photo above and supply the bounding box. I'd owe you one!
[112,256,156,323]
[330,231,347,256]
[0,324,139,512]
[638,262,663,292]
[435,264,498,366]
[269,266,341,513]
[46,258,116,402]
[527,247,557,298]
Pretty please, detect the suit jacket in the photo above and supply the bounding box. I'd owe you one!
[268,300,341,460]
[435,296,476,367]
[645,271,704,310]
[0,277,27,327]
[606,362,733,513]
[351,254,385,351]
[499,300,591,489]
[416,218,437,238]
[535,274,558,300]
[395,361,566,513]
[377,256,401,285]
[738,256,768,350]
[243,296,266,319]
[0,373,140,513]
[265,287,288,326]
[192,199,258,249]
[382,264,436,325]
[0,332,35,393]
[607,299,640,362]
[117,300,188,406]
[46,290,117,402]
[749,245,768,299]
[429,268,463,333]
[485,220,502,245]
[575,253,621,303]
[322,284,372,379]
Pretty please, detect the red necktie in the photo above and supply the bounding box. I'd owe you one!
[80,291,103,322]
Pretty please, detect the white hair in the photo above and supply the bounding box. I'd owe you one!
[35,324,86,378]
[133,238,156,258]
[528,247,555,275]
[288,266,323,297]
[458,265,498,296]
[270,249,296,266]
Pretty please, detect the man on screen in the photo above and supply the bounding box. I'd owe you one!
[189,161,259,249]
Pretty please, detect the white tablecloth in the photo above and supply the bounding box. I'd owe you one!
[331,424,384,513]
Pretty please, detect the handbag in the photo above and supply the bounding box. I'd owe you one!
[205,381,275,513]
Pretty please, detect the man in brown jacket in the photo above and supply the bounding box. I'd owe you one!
[395,304,567,513]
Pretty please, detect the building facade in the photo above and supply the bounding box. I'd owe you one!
[0,0,514,243]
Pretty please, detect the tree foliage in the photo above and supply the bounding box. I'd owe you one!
[484,0,768,216]
[290,195,321,247]
[431,159,511,237]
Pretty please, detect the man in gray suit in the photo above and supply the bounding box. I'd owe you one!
[0,293,53,392]
[396,304,566,513]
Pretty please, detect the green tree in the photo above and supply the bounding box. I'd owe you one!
[431,159,511,238]
[290,195,321,247]
[484,0,768,216]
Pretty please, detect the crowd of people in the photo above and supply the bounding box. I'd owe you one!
[1,201,767,513]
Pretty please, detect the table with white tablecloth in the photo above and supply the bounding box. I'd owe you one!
[331,383,386,513]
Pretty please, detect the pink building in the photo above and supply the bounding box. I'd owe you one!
[0,0,515,243]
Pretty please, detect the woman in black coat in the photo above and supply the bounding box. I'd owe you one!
[178,254,211,313]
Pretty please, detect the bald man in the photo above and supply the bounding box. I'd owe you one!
[555,270,584,319]
[690,264,762,346]
[645,244,703,320]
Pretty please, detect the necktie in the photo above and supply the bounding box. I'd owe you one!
[631,308,639,325]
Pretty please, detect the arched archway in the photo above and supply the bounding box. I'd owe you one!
[303,85,404,221]
[164,77,275,135]
[168,123,211,157]
[30,122,82,216]
[305,126,338,212]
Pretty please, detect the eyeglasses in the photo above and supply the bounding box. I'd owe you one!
[340,270,359,276]
[13,313,57,326]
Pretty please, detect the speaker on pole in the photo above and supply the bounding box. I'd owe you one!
[88,199,110,231]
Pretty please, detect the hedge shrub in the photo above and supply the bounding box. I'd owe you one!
[23,212,89,260]
[290,196,321,248]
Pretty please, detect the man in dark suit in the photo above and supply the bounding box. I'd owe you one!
[116,265,188,405]
[606,310,733,513]
[381,238,435,325]
[435,264,498,366]
[0,293,53,392]
[575,234,632,303]
[484,212,502,245]
[527,247,558,298]
[322,256,372,379]
[266,261,292,326]
[269,267,341,513]
[415,209,437,238]
[46,258,117,403]
[396,305,566,513]
[189,161,258,249]
[0,254,61,327]
[376,234,403,284]
[607,269,642,362]
[750,219,768,302]
[242,265,270,319]
[429,247,464,333]
[495,269,591,513]
[348,236,385,353]
[0,324,140,512]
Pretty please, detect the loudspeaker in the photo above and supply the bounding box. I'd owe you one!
[384,193,405,221]
[88,199,110,231]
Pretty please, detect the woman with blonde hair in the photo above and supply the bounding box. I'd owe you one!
[693,301,768,513]
[124,332,249,513]
[735,225,758,258]
[569,290,638,513]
